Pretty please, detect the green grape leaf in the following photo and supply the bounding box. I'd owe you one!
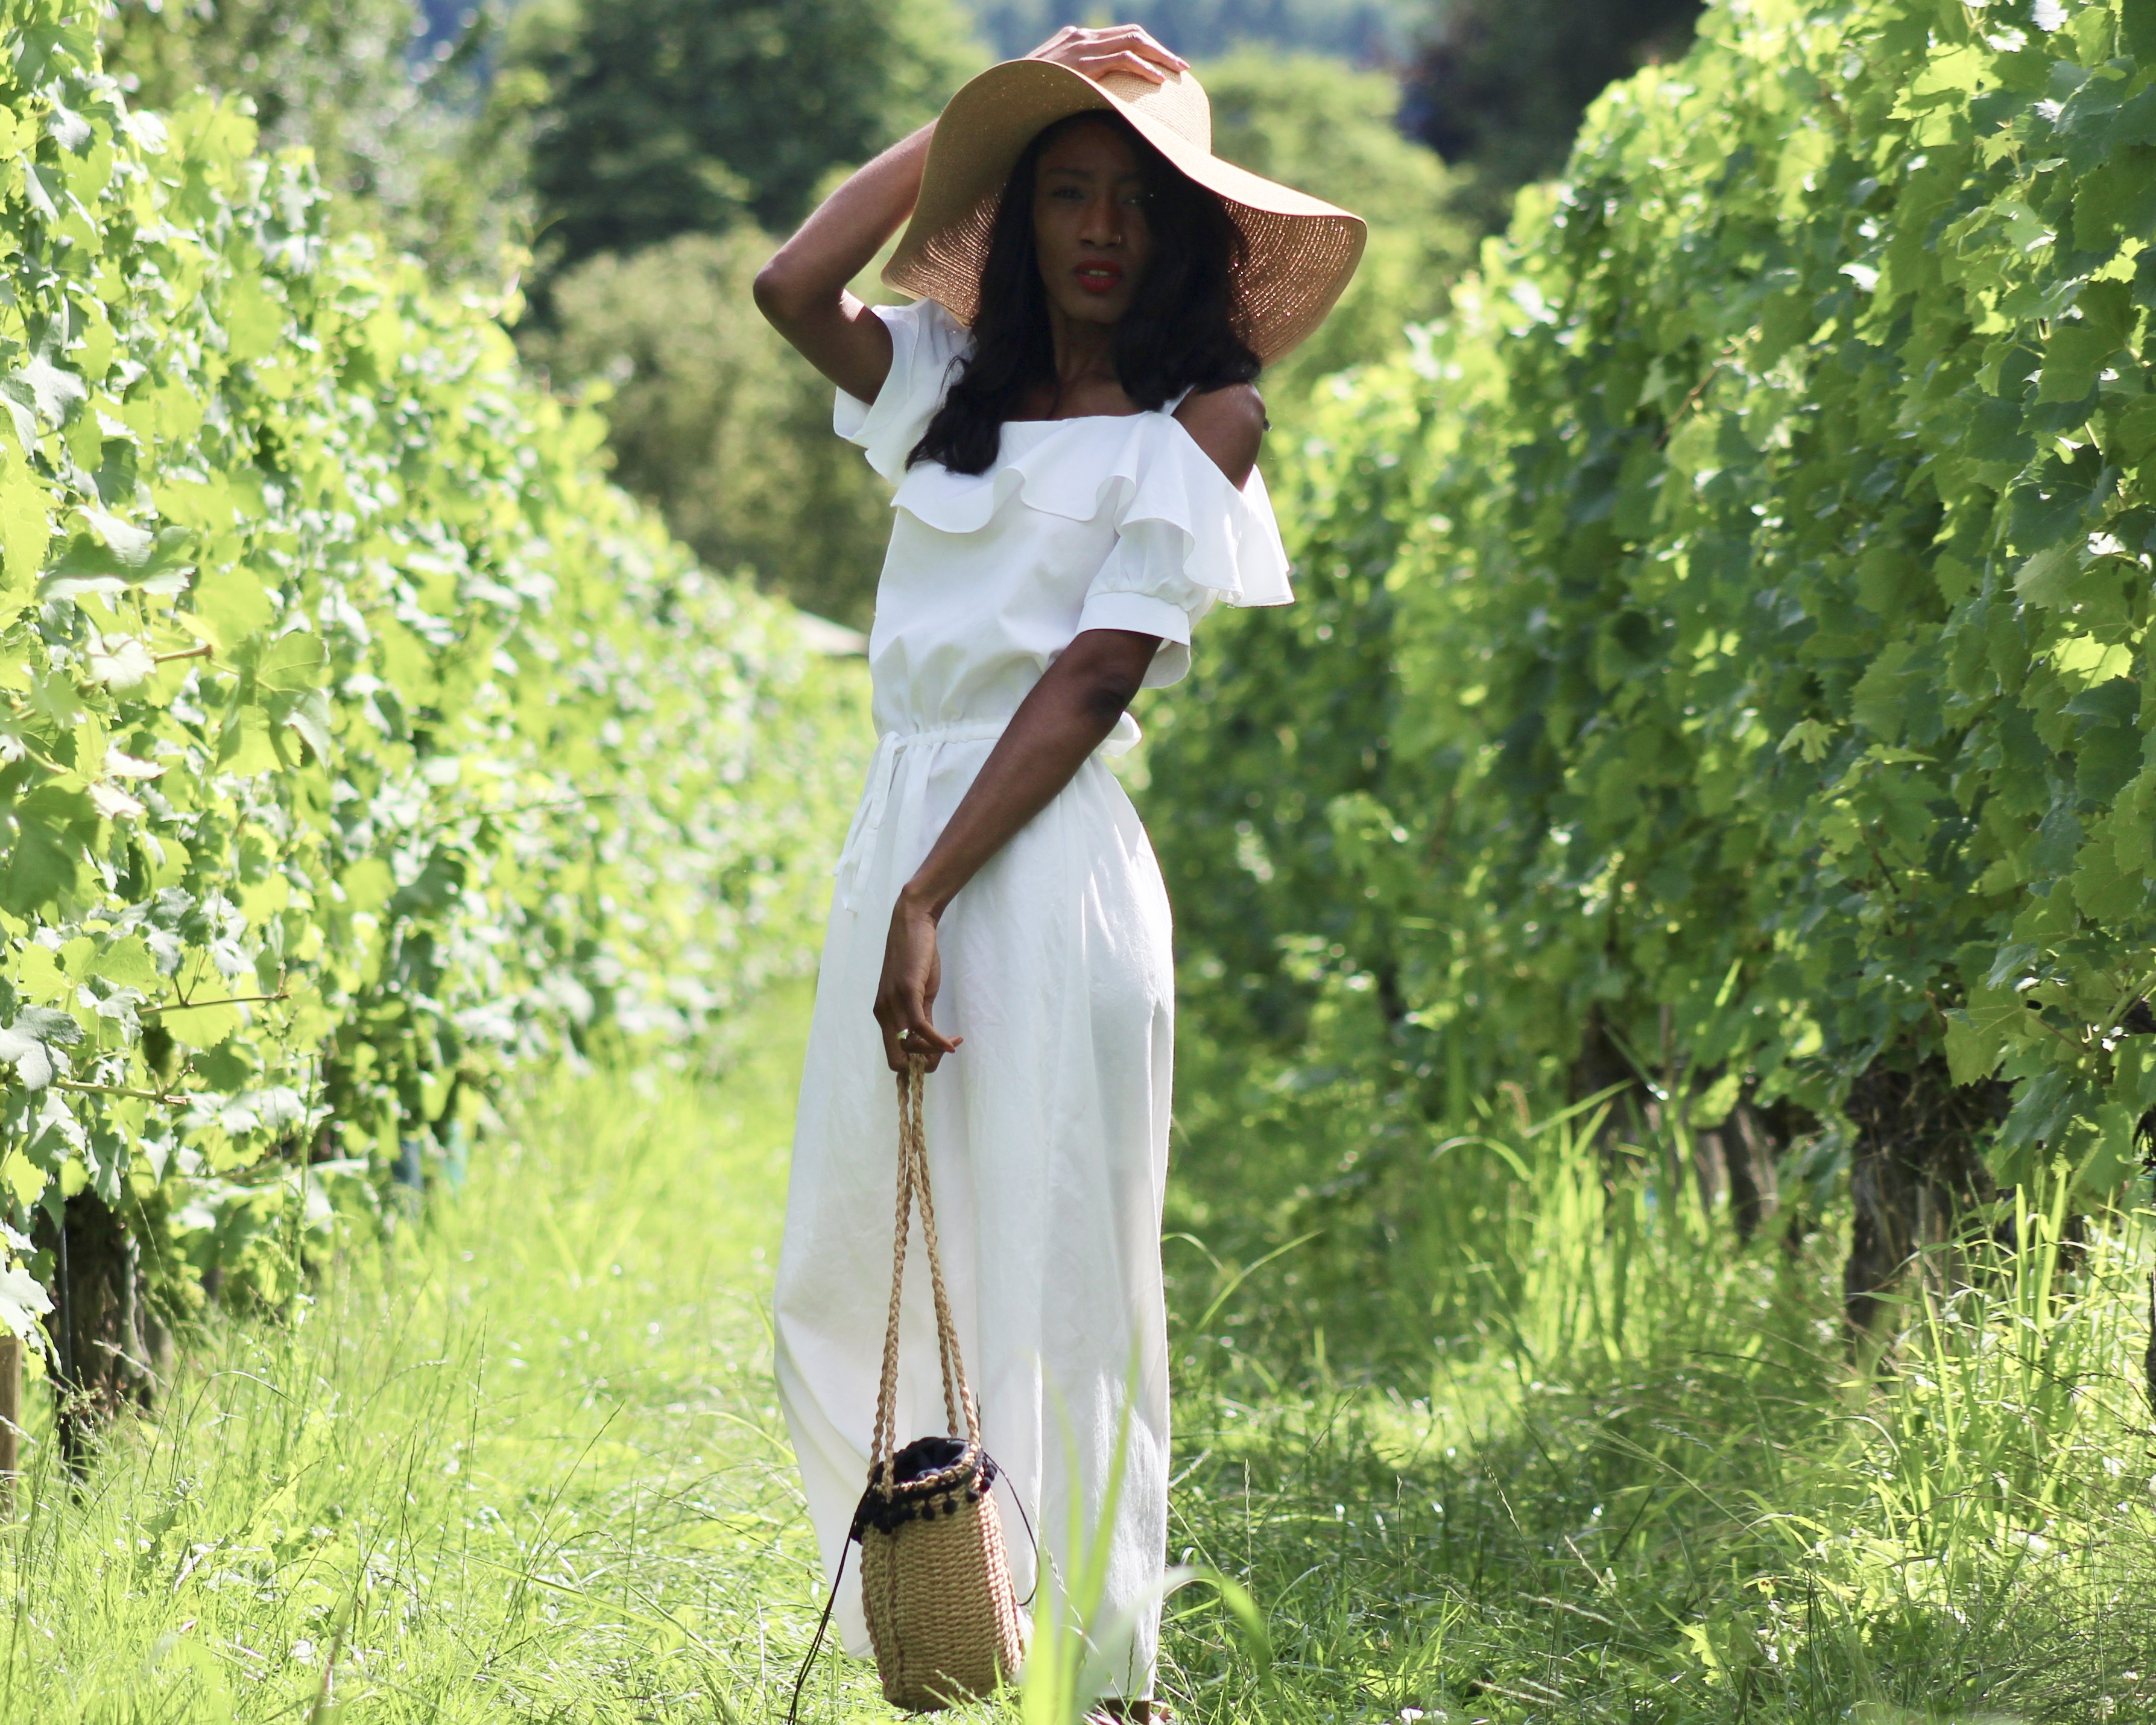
[86,633,154,691]
[0,440,51,601]
[1,355,86,432]
[191,564,275,648]
[0,782,94,913]
[0,1003,84,1089]
[270,687,333,761]
[2038,323,2125,402]
[252,631,327,693]
[2072,829,2146,922]
[91,934,156,990]
[41,518,194,598]
[2070,1102,2139,1191]
[2013,542,2081,607]
[157,998,243,1050]
[222,273,286,364]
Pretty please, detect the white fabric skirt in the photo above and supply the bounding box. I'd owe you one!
[774,723,1174,1698]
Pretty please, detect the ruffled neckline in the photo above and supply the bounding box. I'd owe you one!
[887,410,1291,607]
[894,410,1239,528]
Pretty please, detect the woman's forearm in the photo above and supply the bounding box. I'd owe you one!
[763,124,932,307]
[903,630,1161,918]
[873,631,1162,1069]
[753,125,934,400]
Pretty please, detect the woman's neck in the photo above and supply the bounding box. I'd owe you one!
[1046,303,1121,396]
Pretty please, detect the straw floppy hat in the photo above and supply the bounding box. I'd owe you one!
[885,59,1367,367]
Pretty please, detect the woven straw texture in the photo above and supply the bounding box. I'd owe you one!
[859,1057,1026,1710]
[861,1486,1025,1708]
[885,60,1366,366]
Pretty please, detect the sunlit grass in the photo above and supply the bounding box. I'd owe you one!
[4,992,858,1723]
[10,992,2156,1721]
[1161,1114,2156,1723]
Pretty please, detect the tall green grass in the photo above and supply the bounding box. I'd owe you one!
[8,992,2154,1721]
[1163,1105,2156,1722]
[2,1001,856,1723]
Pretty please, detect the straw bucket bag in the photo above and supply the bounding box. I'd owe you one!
[789,1056,1029,1718]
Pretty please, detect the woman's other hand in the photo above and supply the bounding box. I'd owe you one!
[875,887,963,1072]
[1025,24,1187,86]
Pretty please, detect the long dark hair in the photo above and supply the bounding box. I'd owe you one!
[908,112,1260,475]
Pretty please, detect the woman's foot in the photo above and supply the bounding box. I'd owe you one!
[1086,1704,1169,1724]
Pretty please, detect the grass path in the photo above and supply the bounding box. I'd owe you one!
[11,988,2156,1723]
[10,992,864,1723]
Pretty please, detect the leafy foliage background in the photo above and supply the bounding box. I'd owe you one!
[1403,0,1704,224]
[1145,0,2156,1265]
[0,3,864,1336]
[520,231,899,630]
[101,0,528,281]
[505,0,985,271]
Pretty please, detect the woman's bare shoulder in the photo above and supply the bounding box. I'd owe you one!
[1172,382,1265,489]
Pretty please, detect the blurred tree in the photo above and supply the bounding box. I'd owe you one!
[101,0,530,281]
[506,0,984,279]
[1197,49,1470,408]
[103,0,415,177]
[1402,0,1702,223]
[522,231,894,630]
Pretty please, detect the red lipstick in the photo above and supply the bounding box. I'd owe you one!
[1075,262,1123,295]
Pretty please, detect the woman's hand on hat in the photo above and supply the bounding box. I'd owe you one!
[1025,24,1188,86]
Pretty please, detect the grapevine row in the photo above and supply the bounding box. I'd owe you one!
[0,5,864,1359]
[1151,0,2156,1200]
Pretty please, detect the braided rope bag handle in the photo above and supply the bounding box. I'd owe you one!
[788,1054,1028,1722]
[872,1054,981,1474]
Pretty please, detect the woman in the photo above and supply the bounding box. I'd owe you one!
[757,25,1362,1714]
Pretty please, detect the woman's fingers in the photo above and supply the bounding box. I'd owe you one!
[1027,24,1189,83]
[906,1022,963,1073]
[876,1001,959,1072]
[1108,25,1187,71]
[1092,24,1184,65]
[1095,48,1172,83]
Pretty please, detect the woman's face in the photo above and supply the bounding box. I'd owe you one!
[1031,119,1154,328]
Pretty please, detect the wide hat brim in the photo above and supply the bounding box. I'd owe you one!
[884,60,1367,368]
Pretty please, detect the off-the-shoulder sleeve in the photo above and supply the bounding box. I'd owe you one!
[832,299,972,484]
[1075,417,1294,689]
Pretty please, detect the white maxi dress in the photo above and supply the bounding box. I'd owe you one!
[774,298,1291,1697]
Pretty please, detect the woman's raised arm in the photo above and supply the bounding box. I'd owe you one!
[753,125,932,404]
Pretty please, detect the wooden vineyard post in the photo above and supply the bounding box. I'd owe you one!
[0,1335,19,1513]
